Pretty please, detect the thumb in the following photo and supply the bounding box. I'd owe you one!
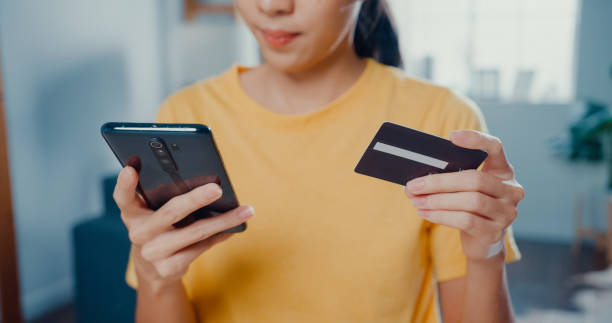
[450,130,514,179]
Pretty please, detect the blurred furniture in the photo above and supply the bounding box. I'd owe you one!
[574,193,612,266]
[609,196,612,264]
[571,192,610,264]
[0,54,24,323]
[511,70,535,102]
[72,176,135,323]
[563,103,612,266]
[469,69,501,102]
[184,0,234,20]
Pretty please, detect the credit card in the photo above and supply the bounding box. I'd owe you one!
[354,122,488,185]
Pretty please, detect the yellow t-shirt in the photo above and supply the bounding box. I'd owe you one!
[126,58,520,322]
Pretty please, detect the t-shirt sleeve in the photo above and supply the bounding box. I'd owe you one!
[125,247,138,289]
[124,98,178,290]
[431,90,521,282]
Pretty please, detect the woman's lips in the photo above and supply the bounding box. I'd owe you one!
[261,29,301,48]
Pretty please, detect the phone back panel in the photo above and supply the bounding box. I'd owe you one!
[101,122,245,232]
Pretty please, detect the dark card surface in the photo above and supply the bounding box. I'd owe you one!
[354,122,488,185]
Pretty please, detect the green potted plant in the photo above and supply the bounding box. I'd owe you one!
[553,102,612,188]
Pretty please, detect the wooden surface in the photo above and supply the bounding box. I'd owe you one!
[184,0,234,20]
[0,54,24,322]
[572,192,612,266]
[608,196,612,265]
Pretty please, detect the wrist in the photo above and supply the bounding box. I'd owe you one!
[139,275,184,297]
[133,258,182,296]
[467,248,506,269]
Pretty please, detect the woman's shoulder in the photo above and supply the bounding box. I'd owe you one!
[164,65,238,107]
[155,66,239,123]
[374,61,471,108]
[371,60,486,132]
[369,61,443,94]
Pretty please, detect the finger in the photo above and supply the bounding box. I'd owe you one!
[128,182,225,245]
[148,183,224,233]
[405,170,507,199]
[154,232,233,279]
[450,130,514,179]
[113,166,147,214]
[182,175,221,191]
[410,191,513,222]
[141,205,254,262]
[506,180,526,205]
[416,209,505,245]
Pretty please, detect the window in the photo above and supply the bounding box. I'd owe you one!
[388,0,579,103]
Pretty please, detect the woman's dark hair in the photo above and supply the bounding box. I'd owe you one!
[354,0,403,68]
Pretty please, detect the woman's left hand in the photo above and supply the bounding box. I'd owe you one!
[404,130,525,262]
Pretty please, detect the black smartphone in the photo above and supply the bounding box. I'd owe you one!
[101,122,246,232]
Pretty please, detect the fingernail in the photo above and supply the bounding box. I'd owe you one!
[450,130,464,141]
[119,167,132,185]
[406,178,425,192]
[416,209,429,218]
[205,183,223,199]
[239,206,254,220]
[411,197,426,208]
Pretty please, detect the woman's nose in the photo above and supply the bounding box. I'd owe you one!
[257,0,294,16]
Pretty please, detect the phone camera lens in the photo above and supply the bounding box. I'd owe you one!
[150,141,163,149]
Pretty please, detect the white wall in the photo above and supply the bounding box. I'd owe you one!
[481,103,607,242]
[478,0,612,242]
[0,1,257,320]
[575,0,612,106]
[162,6,260,93]
[0,0,164,320]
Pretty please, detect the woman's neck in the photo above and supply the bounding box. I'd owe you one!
[240,42,367,115]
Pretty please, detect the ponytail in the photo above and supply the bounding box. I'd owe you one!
[354,0,403,68]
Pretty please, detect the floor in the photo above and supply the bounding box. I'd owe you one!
[506,239,606,316]
[31,238,606,323]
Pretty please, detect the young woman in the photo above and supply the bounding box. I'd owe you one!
[114,0,524,322]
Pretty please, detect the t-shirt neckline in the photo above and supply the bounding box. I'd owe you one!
[229,58,377,124]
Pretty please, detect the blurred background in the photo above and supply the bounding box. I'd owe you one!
[0,0,611,322]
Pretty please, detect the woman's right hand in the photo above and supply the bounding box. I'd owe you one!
[113,166,254,292]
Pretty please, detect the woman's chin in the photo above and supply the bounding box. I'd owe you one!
[260,50,319,74]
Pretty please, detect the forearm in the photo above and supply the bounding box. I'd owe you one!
[136,279,198,323]
[461,251,514,323]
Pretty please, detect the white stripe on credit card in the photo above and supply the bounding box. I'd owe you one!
[373,142,449,170]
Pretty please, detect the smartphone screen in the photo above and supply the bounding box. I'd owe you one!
[101,122,246,232]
